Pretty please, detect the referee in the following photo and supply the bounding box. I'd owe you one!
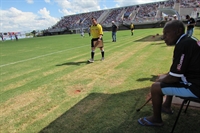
[88,17,104,63]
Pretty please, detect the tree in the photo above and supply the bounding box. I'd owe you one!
[31,30,37,37]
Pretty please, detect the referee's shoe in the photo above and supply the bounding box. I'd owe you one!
[88,59,94,63]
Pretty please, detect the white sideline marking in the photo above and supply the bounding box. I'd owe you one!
[0,45,87,68]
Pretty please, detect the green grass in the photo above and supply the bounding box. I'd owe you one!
[0,27,200,133]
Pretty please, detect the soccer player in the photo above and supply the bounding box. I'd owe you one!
[137,20,200,127]
[80,28,84,37]
[130,23,134,36]
[88,17,104,63]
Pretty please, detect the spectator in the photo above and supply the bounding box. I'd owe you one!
[111,21,118,42]
[0,33,4,41]
[137,20,200,127]
[9,32,12,40]
[186,15,196,37]
[15,33,18,41]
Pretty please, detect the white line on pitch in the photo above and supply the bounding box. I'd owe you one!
[0,45,87,68]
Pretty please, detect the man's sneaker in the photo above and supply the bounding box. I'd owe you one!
[101,57,104,61]
[88,59,94,63]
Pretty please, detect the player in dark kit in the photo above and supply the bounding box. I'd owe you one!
[137,20,200,127]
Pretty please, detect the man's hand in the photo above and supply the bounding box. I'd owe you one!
[94,41,99,48]
[156,74,180,83]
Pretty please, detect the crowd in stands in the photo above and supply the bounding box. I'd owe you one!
[180,0,200,8]
[103,8,124,24]
[81,10,104,27]
[48,15,78,32]
[47,10,104,32]
[46,0,200,33]
[163,0,175,8]
[123,6,138,21]
[136,3,159,19]
[132,2,162,23]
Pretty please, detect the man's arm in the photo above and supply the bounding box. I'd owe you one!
[188,23,196,26]
[189,18,196,26]
[114,24,118,28]
[156,73,180,83]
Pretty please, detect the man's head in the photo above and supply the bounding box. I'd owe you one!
[112,21,115,24]
[163,20,185,46]
[186,15,190,19]
[91,17,98,25]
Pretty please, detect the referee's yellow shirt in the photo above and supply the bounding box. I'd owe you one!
[130,24,134,29]
[90,24,103,38]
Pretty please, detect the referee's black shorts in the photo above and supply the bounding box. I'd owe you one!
[91,38,103,47]
[131,28,134,31]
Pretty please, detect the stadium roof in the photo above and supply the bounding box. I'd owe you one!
[158,8,180,19]
[158,8,178,15]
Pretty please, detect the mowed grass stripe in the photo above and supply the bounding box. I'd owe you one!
[105,43,164,92]
[0,42,102,101]
[0,50,89,84]
[2,28,199,133]
[0,44,88,67]
[120,43,169,89]
[23,36,158,132]
[51,36,151,97]
[0,35,169,133]
[0,40,92,98]
[57,40,171,133]
[54,30,155,90]
[0,29,156,132]
[0,30,159,104]
[0,29,158,119]
[102,30,159,60]
[0,29,151,95]
[0,35,88,65]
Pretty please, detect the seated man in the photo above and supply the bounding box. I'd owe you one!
[138,20,200,126]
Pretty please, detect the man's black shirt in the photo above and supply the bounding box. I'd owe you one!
[187,17,195,30]
[170,35,200,98]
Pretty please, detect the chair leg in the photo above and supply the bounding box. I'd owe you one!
[170,99,188,133]
[184,100,190,113]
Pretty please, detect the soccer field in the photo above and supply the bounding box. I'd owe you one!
[0,28,200,133]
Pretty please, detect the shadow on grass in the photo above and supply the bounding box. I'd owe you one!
[136,75,159,82]
[134,35,163,42]
[151,42,165,45]
[56,61,89,66]
[39,87,200,133]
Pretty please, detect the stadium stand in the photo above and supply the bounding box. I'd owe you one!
[102,7,124,26]
[43,0,200,36]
